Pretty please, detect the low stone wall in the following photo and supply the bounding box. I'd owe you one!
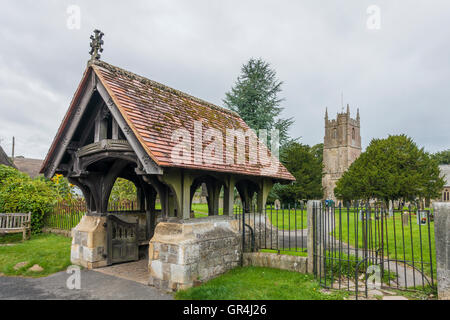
[243,252,308,274]
[70,215,108,269]
[42,227,72,237]
[148,216,241,292]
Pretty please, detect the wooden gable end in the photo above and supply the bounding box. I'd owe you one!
[41,66,162,178]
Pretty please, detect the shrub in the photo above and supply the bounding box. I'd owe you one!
[0,165,57,233]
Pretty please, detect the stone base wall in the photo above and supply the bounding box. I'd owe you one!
[70,215,108,269]
[243,252,308,274]
[148,216,241,292]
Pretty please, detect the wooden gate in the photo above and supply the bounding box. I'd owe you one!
[107,215,139,265]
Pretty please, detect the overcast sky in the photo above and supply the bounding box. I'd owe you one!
[0,0,449,159]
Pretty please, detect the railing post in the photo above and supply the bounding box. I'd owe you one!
[433,202,450,300]
[307,200,322,274]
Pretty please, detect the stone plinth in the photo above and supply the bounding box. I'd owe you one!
[148,216,241,292]
[70,215,108,269]
[433,202,450,300]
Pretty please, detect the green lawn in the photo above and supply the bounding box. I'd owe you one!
[265,207,307,230]
[0,233,72,277]
[260,249,308,257]
[175,266,348,300]
[190,204,308,230]
[331,210,436,278]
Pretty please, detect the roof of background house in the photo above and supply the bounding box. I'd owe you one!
[42,60,295,181]
[14,157,44,178]
[439,165,450,187]
[0,145,15,168]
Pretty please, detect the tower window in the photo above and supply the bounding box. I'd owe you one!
[333,128,337,139]
[352,128,356,140]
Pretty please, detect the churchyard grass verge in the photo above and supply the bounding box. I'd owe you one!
[175,266,348,300]
[0,233,72,277]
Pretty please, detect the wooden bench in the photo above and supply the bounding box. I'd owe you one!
[0,213,31,240]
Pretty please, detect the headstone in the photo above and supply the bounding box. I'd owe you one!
[402,212,409,226]
[416,210,428,225]
[359,209,370,221]
[389,200,394,217]
[274,199,281,210]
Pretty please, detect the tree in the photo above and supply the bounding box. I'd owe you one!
[223,58,294,145]
[432,149,450,165]
[109,178,137,203]
[334,135,445,206]
[270,142,323,203]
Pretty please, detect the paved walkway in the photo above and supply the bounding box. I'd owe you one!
[93,260,149,285]
[0,269,173,300]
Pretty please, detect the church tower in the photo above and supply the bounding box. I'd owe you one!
[322,105,361,201]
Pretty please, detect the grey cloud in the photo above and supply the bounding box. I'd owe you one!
[0,0,448,160]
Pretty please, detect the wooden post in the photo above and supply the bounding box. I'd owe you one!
[11,136,15,160]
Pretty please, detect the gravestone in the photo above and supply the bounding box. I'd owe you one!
[389,200,394,217]
[274,199,281,210]
[401,212,409,226]
[416,210,428,225]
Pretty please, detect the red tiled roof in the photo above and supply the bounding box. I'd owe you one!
[43,60,295,181]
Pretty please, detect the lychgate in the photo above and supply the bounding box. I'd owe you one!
[40,30,294,290]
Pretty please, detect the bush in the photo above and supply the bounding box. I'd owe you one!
[0,165,57,233]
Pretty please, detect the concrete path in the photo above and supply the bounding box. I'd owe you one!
[0,270,173,300]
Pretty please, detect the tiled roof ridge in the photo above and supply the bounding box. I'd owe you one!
[90,59,239,117]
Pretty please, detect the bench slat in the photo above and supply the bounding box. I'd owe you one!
[0,213,31,241]
[0,213,31,230]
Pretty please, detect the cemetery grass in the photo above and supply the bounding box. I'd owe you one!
[266,208,307,230]
[175,266,348,300]
[0,233,72,277]
[332,211,436,278]
[260,249,308,257]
